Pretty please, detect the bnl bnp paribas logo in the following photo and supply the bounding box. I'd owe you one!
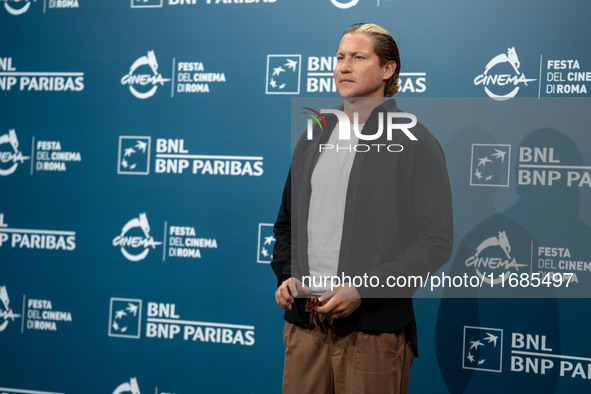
[109,298,142,338]
[131,0,162,8]
[118,136,150,175]
[0,129,30,176]
[121,51,170,99]
[266,55,301,94]
[463,326,503,372]
[470,144,511,187]
[118,135,264,177]
[266,55,427,95]
[257,223,275,264]
[463,326,591,383]
[474,47,537,100]
[112,213,162,261]
[108,297,256,345]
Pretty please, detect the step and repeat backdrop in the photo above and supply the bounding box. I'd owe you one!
[1,0,590,393]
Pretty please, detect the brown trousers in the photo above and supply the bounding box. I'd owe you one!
[282,311,414,394]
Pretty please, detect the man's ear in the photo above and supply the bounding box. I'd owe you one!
[383,61,396,80]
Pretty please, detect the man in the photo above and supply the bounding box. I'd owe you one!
[271,23,453,394]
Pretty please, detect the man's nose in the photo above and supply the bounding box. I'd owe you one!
[340,58,353,72]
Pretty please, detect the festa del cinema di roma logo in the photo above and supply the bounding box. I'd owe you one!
[464,326,591,381]
[474,47,536,101]
[112,213,162,261]
[121,50,170,99]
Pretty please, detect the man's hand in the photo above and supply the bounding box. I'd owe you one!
[315,283,362,319]
[275,278,312,311]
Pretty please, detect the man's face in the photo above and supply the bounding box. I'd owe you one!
[334,33,395,99]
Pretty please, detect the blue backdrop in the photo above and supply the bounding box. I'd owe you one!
[1,0,590,393]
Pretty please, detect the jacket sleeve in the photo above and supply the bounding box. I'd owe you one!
[270,169,293,287]
[359,137,454,298]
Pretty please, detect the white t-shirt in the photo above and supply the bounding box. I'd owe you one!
[307,124,362,294]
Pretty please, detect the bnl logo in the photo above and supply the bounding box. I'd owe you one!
[463,326,503,372]
[118,136,151,175]
[109,298,142,339]
[131,0,163,8]
[470,144,511,187]
[257,223,275,264]
[265,55,301,95]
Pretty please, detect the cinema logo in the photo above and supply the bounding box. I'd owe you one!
[0,286,21,332]
[0,213,76,251]
[2,0,37,15]
[0,57,84,92]
[112,214,218,262]
[266,54,426,95]
[112,376,180,394]
[121,51,170,99]
[108,297,255,346]
[304,107,417,153]
[474,47,536,101]
[113,213,162,262]
[0,129,30,176]
[464,325,591,381]
[330,0,358,9]
[464,231,527,284]
[113,377,141,394]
